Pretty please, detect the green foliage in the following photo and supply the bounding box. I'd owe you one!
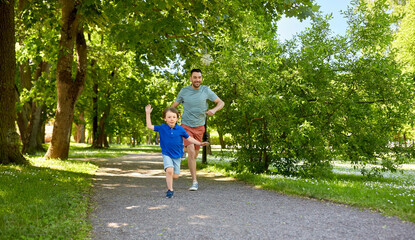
[14,0,59,117]
[202,1,414,176]
[14,0,413,178]
[393,0,415,73]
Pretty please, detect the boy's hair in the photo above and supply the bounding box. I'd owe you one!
[190,69,202,75]
[162,107,180,119]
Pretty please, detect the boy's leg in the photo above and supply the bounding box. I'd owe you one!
[172,158,181,180]
[163,155,175,191]
[165,167,174,190]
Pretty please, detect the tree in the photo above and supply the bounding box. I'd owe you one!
[42,0,316,158]
[45,0,87,159]
[203,0,413,176]
[15,0,59,154]
[0,0,27,164]
[393,0,415,73]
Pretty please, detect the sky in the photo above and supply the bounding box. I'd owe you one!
[276,0,352,41]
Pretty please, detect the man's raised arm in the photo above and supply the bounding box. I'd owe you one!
[171,101,180,108]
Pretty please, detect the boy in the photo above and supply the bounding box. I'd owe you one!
[145,104,209,198]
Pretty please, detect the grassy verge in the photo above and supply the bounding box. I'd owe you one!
[29,143,161,159]
[0,157,98,239]
[0,144,160,239]
[197,153,415,223]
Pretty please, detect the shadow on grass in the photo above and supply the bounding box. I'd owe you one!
[0,158,98,239]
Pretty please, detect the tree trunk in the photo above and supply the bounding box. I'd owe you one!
[263,120,269,171]
[45,0,87,159]
[91,59,98,144]
[0,0,28,164]
[16,60,31,145]
[206,132,212,155]
[147,133,152,145]
[92,105,110,148]
[40,121,46,143]
[74,112,86,143]
[218,131,226,149]
[104,133,109,148]
[22,61,48,154]
[132,132,137,147]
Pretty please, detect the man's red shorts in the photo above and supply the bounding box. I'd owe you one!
[182,124,205,151]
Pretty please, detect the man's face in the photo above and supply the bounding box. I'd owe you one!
[190,72,202,89]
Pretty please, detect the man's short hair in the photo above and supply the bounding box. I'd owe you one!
[190,69,202,75]
[162,107,180,119]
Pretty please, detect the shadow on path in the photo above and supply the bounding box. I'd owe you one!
[89,153,415,240]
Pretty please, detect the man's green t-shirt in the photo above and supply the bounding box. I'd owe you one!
[175,85,218,127]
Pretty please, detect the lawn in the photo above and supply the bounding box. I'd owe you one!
[0,144,159,240]
[199,150,415,223]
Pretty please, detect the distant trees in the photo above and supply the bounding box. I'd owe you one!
[5,0,413,175]
[203,0,414,175]
[29,0,315,159]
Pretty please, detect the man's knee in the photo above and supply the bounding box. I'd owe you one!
[187,144,196,155]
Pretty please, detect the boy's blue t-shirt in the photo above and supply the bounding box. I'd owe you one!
[175,85,218,127]
[154,123,189,159]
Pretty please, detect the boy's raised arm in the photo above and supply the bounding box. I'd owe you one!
[145,104,154,131]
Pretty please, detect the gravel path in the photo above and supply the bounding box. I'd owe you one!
[89,153,415,240]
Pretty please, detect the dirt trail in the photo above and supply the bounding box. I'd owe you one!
[89,153,415,240]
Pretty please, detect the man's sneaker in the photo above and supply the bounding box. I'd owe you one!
[189,182,198,191]
[166,190,174,198]
[181,152,187,160]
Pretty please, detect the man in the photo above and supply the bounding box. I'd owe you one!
[172,69,224,191]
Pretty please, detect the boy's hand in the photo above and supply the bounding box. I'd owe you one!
[145,104,153,114]
[200,142,210,146]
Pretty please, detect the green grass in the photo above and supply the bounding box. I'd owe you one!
[68,143,161,158]
[0,158,98,239]
[0,143,160,240]
[198,154,415,223]
[30,143,161,159]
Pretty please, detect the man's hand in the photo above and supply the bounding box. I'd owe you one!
[206,109,216,116]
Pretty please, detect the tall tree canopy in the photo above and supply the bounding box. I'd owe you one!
[41,0,317,159]
[393,0,415,73]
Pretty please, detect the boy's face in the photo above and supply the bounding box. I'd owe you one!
[164,111,178,127]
